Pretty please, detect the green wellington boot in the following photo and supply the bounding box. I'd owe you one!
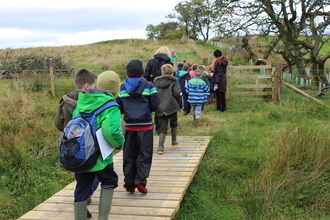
[194,118,200,128]
[74,200,88,220]
[157,133,166,154]
[98,188,114,220]
[171,127,178,147]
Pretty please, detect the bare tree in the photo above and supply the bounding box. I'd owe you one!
[222,0,330,86]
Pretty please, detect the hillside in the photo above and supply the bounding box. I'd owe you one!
[0,39,210,79]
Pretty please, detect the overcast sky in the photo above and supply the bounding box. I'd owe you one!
[0,0,181,49]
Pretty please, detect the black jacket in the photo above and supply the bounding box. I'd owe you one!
[144,53,172,83]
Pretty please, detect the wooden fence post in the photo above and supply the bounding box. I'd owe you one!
[174,57,178,71]
[273,63,282,103]
[49,60,55,97]
[266,60,272,91]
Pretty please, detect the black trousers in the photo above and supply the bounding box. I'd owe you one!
[74,163,118,202]
[123,129,153,188]
[215,91,226,111]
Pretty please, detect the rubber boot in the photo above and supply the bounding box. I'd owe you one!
[157,133,166,154]
[98,188,114,220]
[74,201,88,220]
[171,127,178,147]
[211,93,215,103]
[194,118,200,128]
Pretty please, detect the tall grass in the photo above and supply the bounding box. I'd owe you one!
[0,82,73,219]
[175,87,330,219]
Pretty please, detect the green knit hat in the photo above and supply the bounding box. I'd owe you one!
[97,71,121,96]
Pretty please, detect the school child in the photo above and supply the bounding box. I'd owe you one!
[154,64,181,155]
[144,46,172,135]
[170,50,181,62]
[83,70,121,204]
[54,69,100,207]
[186,69,210,128]
[196,65,211,112]
[72,87,124,220]
[197,65,211,87]
[178,64,191,115]
[117,59,160,193]
[189,63,198,78]
[205,65,215,104]
[175,63,184,79]
[55,69,97,132]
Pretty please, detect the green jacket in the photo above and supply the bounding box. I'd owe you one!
[73,90,125,172]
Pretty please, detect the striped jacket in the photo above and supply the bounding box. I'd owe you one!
[186,78,210,105]
[116,77,160,128]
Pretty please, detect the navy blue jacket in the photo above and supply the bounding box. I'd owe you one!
[116,77,160,128]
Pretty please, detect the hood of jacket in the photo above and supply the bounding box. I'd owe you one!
[154,53,170,62]
[179,70,189,77]
[75,88,115,114]
[123,77,147,95]
[154,75,177,89]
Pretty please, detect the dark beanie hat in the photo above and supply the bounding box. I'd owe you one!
[178,63,184,68]
[214,49,222,57]
[126,59,144,77]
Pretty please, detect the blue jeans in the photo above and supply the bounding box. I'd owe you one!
[191,104,202,117]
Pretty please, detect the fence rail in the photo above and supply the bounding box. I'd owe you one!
[226,60,281,102]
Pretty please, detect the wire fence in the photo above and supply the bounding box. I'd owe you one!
[1,66,329,102]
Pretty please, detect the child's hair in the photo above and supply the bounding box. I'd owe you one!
[197,65,206,71]
[192,64,198,71]
[206,65,213,72]
[155,46,171,57]
[193,69,202,78]
[183,64,190,71]
[74,69,97,90]
[161,64,174,76]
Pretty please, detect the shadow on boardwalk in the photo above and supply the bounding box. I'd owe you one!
[18,136,211,220]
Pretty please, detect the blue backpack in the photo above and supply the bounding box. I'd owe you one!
[58,101,118,173]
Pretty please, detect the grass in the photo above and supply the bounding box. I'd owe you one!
[175,88,330,219]
[0,39,329,219]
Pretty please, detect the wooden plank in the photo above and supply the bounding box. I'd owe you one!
[228,65,272,70]
[228,92,272,96]
[229,84,272,89]
[231,98,267,101]
[17,136,212,220]
[228,75,272,79]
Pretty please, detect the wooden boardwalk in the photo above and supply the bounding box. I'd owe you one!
[18,136,211,220]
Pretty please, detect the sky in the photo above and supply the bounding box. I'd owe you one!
[0,0,181,49]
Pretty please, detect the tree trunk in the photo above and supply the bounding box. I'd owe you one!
[241,35,258,62]
[295,59,307,80]
[311,62,330,87]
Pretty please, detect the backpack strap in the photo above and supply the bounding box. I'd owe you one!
[93,101,119,116]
